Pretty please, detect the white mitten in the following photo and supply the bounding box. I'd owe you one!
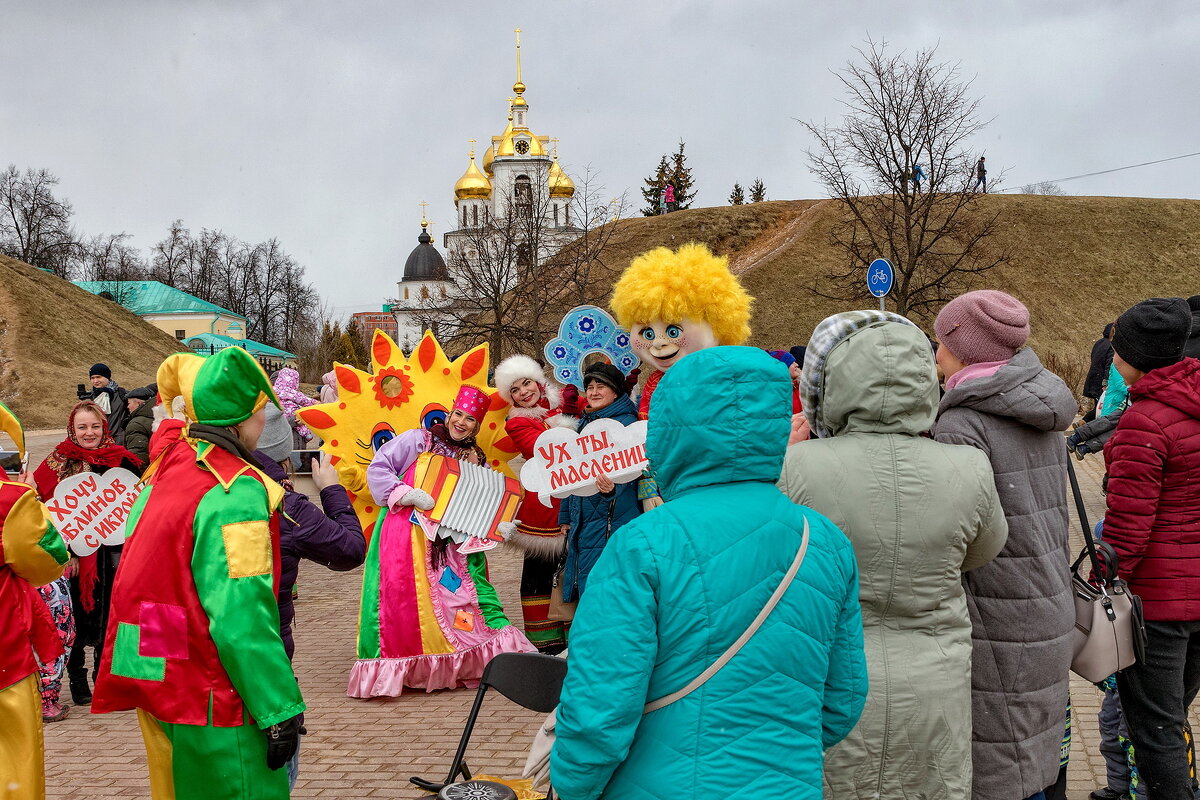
[393,487,435,512]
[497,520,522,540]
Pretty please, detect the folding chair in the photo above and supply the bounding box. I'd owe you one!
[410,652,567,799]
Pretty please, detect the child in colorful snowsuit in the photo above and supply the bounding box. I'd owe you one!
[92,348,305,800]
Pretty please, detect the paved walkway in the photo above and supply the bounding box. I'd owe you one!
[24,427,1196,798]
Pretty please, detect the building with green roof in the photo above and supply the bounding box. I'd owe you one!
[74,280,295,366]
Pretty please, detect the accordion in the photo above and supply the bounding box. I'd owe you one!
[411,452,523,552]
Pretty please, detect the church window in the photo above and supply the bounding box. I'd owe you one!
[565,204,570,226]
[420,285,430,300]
[462,206,467,226]
[553,204,559,227]
[472,205,478,226]
[517,243,532,269]
[515,175,532,214]
[404,286,409,300]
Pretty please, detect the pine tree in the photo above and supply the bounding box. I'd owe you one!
[337,319,370,370]
[728,183,745,205]
[669,140,697,210]
[641,155,670,216]
[749,178,766,203]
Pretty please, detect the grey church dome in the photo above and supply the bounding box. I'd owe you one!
[403,226,449,282]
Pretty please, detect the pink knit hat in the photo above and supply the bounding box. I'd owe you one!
[934,290,1030,364]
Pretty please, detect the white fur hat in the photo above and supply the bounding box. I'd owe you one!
[494,354,561,408]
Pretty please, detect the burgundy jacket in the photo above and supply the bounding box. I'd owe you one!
[1103,358,1200,620]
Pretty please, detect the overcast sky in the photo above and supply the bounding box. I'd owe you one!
[3,1,1197,317]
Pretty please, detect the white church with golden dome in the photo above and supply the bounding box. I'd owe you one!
[390,31,581,350]
[444,29,578,255]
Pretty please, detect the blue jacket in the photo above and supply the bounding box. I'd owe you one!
[550,347,867,800]
[556,394,640,602]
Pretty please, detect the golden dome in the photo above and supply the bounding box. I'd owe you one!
[497,128,546,157]
[454,155,492,200]
[549,158,575,198]
[481,145,495,176]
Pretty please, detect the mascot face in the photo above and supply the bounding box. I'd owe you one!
[630,317,718,372]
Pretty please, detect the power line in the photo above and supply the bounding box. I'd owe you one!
[1001,150,1200,192]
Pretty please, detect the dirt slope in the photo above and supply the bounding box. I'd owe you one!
[0,256,185,429]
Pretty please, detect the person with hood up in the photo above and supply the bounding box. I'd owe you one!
[556,363,641,605]
[91,348,304,800]
[493,354,576,653]
[1101,297,1200,800]
[319,371,338,405]
[931,289,1077,800]
[550,347,866,799]
[780,310,1008,800]
[32,401,142,711]
[272,367,317,443]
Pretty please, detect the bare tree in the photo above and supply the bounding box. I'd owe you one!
[424,166,628,359]
[801,40,1007,319]
[77,232,147,303]
[0,165,82,277]
[1022,181,1066,196]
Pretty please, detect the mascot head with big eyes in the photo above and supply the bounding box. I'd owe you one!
[298,330,518,534]
[610,243,753,418]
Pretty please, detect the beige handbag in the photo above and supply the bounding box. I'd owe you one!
[1067,460,1145,682]
[523,520,810,789]
[547,574,576,623]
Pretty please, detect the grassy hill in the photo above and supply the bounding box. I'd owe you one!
[0,256,185,430]
[583,195,1199,393]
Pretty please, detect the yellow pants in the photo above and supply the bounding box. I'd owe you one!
[0,673,45,800]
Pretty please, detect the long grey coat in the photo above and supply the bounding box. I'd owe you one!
[781,320,1009,800]
[933,347,1077,800]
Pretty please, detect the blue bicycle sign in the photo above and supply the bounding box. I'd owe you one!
[867,259,894,298]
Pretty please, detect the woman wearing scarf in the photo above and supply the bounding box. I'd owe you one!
[32,401,141,713]
[349,384,535,698]
[493,354,576,653]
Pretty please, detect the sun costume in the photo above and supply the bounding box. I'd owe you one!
[91,348,304,800]
[609,243,753,508]
[0,400,70,800]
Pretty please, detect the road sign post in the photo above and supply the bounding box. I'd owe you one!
[867,258,894,312]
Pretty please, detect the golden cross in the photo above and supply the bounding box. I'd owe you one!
[468,138,476,158]
[551,137,559,158]
[419,200,429,226]
[515,28,522,85]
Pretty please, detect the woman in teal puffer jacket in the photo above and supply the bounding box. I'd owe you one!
[550,346,867,800]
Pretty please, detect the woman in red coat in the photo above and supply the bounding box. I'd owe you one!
[494,355,576,653]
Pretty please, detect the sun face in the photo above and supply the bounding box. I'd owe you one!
[298,330,519,535]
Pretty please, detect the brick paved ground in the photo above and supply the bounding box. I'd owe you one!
[23,429,1198,798]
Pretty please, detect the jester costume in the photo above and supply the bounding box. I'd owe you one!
[91,349,304,800]
[349,385,534,698]
[0,401,70,800]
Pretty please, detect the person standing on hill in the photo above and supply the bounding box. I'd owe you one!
[664,182,676,213]
[973,156,988,192]
[931,290,1077,800]
[87,364,129,443]
[1101,298,1200,800]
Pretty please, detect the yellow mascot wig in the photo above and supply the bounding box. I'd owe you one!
[609,242,753,345]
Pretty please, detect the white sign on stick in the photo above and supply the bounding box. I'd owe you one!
[520,418,649,506]
[45,468,141,556]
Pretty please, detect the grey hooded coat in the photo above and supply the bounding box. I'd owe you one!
[781,319,1009,800]
[933,347,1077,800]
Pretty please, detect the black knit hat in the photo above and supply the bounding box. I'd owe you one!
[89,363,111,379]
[128,385,156,401]
[1111,298,1192,374]
[583,362,626,395]
[789,345,807,368]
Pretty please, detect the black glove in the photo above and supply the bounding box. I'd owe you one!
[265,715,302,771]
